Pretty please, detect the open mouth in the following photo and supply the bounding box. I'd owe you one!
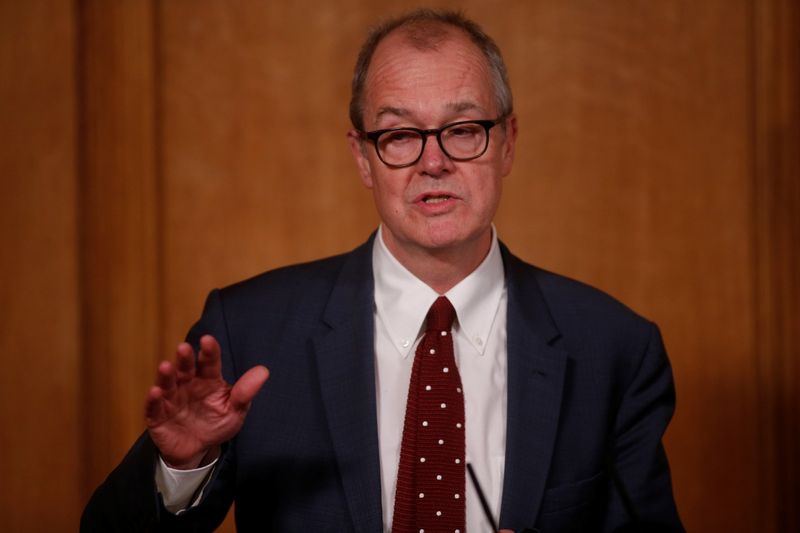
[422,194,453,204]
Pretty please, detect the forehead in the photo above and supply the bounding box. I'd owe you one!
[362,28,496,127]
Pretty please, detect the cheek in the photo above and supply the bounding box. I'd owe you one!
[375,172,412,202]
[372,179,404,214]
[472,172,502,202]
[472,178,503,220]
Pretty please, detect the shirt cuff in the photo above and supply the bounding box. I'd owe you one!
[155,455,218,514]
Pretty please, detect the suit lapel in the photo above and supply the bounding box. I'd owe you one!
[498,246,568,528]
[308,239,567,530]
[313,238,383,533]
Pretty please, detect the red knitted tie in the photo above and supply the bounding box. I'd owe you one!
[393,296,465,533]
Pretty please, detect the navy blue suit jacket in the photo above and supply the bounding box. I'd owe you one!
[82,236,683,532]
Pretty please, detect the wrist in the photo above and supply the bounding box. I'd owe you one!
[163,446,221,470]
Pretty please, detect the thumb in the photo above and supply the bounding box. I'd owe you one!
[230,365,270,411]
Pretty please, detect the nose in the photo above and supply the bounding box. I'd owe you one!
[416,133,454,177]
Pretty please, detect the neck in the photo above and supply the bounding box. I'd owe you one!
[381,230,492,294]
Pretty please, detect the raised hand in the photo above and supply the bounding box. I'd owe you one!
[145,335,269,469]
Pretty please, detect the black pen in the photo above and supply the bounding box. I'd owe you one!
[466,462,499,531]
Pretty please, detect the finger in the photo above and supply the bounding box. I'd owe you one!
[154,360,177,399]
[230,366,270,411]
[196,335,222,379]
[174,342,196,384]
[144,385,165,423]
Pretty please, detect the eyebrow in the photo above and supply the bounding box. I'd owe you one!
[373,101,483,125]
[375,106,411,122]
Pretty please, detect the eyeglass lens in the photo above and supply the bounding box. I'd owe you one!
[377,122,489,166]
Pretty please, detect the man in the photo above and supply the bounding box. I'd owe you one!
[82,9,683,532]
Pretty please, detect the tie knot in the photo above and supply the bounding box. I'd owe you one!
[426,296,456,332]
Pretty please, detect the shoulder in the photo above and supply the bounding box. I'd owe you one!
[220,252,347,301]
[538,266,646,324]
[188,238,374,358]
[217,237,373,303]
[502,245,656,350]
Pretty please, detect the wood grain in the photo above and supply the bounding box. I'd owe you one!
[753,0,800,530]
[494,3,758,531]
[0,1,796,531]
[77,0,161,500]
[0,0,81,530]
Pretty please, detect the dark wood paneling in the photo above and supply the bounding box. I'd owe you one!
[77,0,161,499]
[158,0,379,352]
[753,0,800,530]
[494,3,758,531]
[0,1,81,530]
[1,1,796,530]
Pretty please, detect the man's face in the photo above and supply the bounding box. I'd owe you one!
[348,29,517,264]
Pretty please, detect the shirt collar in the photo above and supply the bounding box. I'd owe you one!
[372,225,506,358]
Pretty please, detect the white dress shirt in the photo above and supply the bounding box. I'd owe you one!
[158,227,509,531]
[373,226,507,531]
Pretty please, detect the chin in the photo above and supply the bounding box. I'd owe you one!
[419,226,483,252]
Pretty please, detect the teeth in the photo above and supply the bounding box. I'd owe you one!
[424,195,451,204]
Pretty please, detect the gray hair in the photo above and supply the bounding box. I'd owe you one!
[349,9,513,131]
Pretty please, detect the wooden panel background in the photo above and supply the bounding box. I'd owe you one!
[1,1,797,531]
[0,1,81,531]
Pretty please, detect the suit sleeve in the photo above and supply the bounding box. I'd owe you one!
[603,322,685,532]
[81,289,238,532]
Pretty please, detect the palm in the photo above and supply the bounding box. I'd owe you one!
[145,335,269,468]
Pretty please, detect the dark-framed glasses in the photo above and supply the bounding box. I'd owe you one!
[362,117,507,168]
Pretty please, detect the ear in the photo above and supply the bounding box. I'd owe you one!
[347,130,374,188]
[499,114,518,177]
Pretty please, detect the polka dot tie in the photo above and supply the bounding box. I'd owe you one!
[392,296,465,533]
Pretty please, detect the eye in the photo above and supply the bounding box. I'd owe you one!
[381,130,419,145]
[444,123,481,139]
